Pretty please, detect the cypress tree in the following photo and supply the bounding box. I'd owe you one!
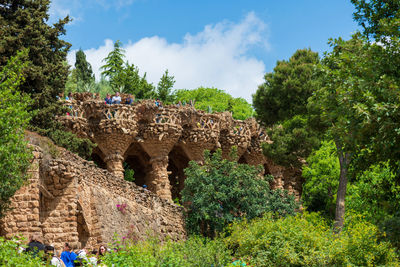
[75,49,95,86]
[0,0,71,130]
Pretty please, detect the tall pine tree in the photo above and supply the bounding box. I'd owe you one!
[75,49,94,86]
[0,0,71,130]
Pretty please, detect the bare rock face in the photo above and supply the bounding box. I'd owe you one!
[1,93,304,251]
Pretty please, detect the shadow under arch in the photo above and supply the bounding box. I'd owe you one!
[124,142,151,187]
[76,202,89,248]
[168,145,190,201]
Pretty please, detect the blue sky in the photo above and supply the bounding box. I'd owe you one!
[50,0,359,102]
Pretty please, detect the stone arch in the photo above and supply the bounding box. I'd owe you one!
[124,143,151,187]
[264,164,271,176]
[167,146,190,201]
[238,155,247,164]
[76,202,89,248]
[91,147,107,170]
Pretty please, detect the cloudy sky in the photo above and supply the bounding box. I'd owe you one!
[50,0,359,102]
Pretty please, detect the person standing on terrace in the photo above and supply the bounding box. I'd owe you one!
[125,94,134,105]
[104,93,112,104]
[112,92,121,104]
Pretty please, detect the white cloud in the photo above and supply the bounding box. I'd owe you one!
[67,12,268,102]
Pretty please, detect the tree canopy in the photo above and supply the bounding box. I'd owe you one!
[351,0,400,39]
[75,49,95,86]
[157,69,175,103]
[253,48,319,126]
[0,50,32,217]
[0,0,71,131]
[175,87,253,120]
[181,149,298,237]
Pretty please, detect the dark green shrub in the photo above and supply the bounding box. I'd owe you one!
[47,129,95,159]
[182,149,298,237]
[225,212,399,266]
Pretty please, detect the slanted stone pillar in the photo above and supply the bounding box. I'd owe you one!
[147,156,171,201]
[104,154,125,179]
[140,120,182,201]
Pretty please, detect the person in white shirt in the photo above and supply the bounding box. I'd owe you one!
[112,92,121,104]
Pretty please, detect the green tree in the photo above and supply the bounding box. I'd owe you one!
[262,115,319,168]
[253,48,319,126]
[157,69,175,103]
[0,50,32,217]
[122,63,155,99]
[174,87,253,120]
[75,49,95,87]
[302,141,339,220]
[253,49,321,168]
[302,140,400,226]
[0,0,71,131]
[181,149,298,237]
[100,40,125,92]
[310,36,366,230]
[351,0,400,39]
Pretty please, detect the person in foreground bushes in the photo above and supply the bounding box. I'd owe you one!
[45,245,65,267]
[25,233,45,257]
[60,243,77,267]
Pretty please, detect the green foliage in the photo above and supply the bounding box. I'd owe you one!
[351,0,400,39]
[262,115,320,168]
[174,87,253,120]
[122,63,155,99]
[0,237,43,266]
[47,130,95,159]
[302,140,339,219]
[75,49,95,85]
[157,69,175,103]
[100,40,126,92]
[102,235,232,267]
[253,48,319,126]
[347,163,400,224]
[0,0,71,131]
[225,212,399,267]
[0,50,32,217]
[253,49,321,168]
[124,162,135,183]
[181,149,298,237]
[302,140,400,225]
[99,40,156,97]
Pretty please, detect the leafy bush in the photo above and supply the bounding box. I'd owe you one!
[174,87,254,120]
[47,129,95,159]
[0,237,43,266]
[225,212,399,266]
[302,140,339,219]
[0,50,33,217]
[103,236,232,267]
[303,141,400,225]
[182,149,298,237]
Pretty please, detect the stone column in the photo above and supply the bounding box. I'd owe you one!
[147,156,172,201]
[104,154,125,179]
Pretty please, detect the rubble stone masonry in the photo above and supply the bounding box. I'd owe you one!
[1,93,303,251]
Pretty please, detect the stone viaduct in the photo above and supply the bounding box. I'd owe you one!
[60,93,303,202]
[0,93,302,251]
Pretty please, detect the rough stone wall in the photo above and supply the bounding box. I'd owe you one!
[1,145,185,252]
[59,94,304,201]
[1,93,304,252]
[0,146,42,240]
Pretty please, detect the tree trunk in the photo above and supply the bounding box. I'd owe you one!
[334,141,351,232]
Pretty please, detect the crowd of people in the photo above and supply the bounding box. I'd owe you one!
[57,91,200,110]
[23,234,108,267]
